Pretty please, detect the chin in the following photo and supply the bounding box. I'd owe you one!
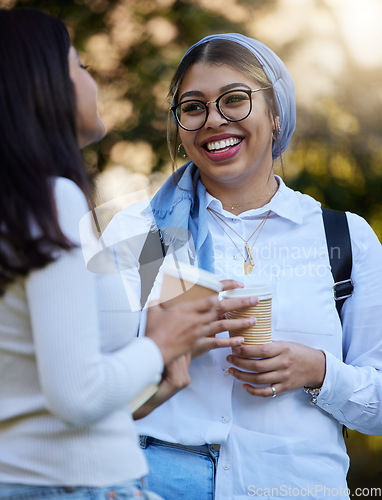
[78,120,106,148]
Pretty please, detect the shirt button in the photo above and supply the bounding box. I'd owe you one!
[224,368,230,376]
[231,219,239,224]
[221,416,229,423]
[233,254,239,260]
[223,463,231,470]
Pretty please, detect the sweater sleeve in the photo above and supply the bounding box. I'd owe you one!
[316,213,382,435]
[26,178,164,427]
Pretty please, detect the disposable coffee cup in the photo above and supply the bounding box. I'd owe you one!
[223,284,272,344]
[159,261,222,308]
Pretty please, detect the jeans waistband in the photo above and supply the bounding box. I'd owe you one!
[140,435,221,453]
[0,479,149,499]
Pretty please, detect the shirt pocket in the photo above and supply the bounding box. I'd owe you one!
[274,271,338,336]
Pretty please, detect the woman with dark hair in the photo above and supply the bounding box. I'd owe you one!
[0,11,256,500]
[105,34,382,499]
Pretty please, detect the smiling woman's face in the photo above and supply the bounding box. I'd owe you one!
[178,62,275,196]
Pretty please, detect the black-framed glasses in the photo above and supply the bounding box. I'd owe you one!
[171,87,271,131]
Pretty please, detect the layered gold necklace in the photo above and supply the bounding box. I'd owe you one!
[207,207,271,274]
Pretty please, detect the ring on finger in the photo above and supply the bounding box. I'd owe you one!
[270,385,277,398]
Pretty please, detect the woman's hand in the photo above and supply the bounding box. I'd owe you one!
[133,353,191,420]
[145,295,219,365]
[226,341,326,398]
[220,279,245,292]
[192,279,259,357]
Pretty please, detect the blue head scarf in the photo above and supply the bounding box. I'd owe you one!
[178,33,296,159]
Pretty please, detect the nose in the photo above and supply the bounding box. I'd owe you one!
[204,101,228,128]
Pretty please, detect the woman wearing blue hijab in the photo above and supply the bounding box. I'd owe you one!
[109,34,382,499]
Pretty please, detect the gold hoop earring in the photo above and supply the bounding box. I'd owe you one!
[177,143,188,158]
[272,125,281,141]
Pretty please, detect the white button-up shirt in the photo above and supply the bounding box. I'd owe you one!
[104,178,382,500]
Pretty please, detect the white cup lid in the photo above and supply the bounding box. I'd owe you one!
[222,284,272,300]
[162,262,223,293]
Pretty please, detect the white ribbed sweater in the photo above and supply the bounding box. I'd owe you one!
[0,177,163,486]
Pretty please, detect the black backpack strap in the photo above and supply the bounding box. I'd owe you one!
[322,208,354,318]
[138,228,167,307]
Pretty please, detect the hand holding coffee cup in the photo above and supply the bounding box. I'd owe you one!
[158,264,258,357]
[223,284,272,345]
[132,263,222,413]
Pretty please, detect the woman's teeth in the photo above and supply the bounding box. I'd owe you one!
[206,137,241,152]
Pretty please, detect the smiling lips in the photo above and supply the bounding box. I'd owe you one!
[202,135,243,162]
[205,136,242,152]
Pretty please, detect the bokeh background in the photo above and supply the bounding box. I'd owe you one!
[2,0,382,495]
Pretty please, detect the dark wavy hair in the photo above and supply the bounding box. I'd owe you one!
[0,8,93,295]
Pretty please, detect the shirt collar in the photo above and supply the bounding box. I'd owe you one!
[205,176,303,225]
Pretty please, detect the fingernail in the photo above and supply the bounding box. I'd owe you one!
[249,296,258,305]
[235,281,245,288]
[248,317,256,325]
[226,355,232,363]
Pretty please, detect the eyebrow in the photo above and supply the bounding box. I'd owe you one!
[179,82,252,102]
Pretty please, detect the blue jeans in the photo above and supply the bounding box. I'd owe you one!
[0,479,164,499]
[139,436,220,500]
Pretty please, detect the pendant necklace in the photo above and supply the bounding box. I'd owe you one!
[207,207,272,274]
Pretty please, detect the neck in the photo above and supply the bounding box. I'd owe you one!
[205,176,279,215]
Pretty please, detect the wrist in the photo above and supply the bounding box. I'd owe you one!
[304,349,326,405]
[306,348,326,388]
